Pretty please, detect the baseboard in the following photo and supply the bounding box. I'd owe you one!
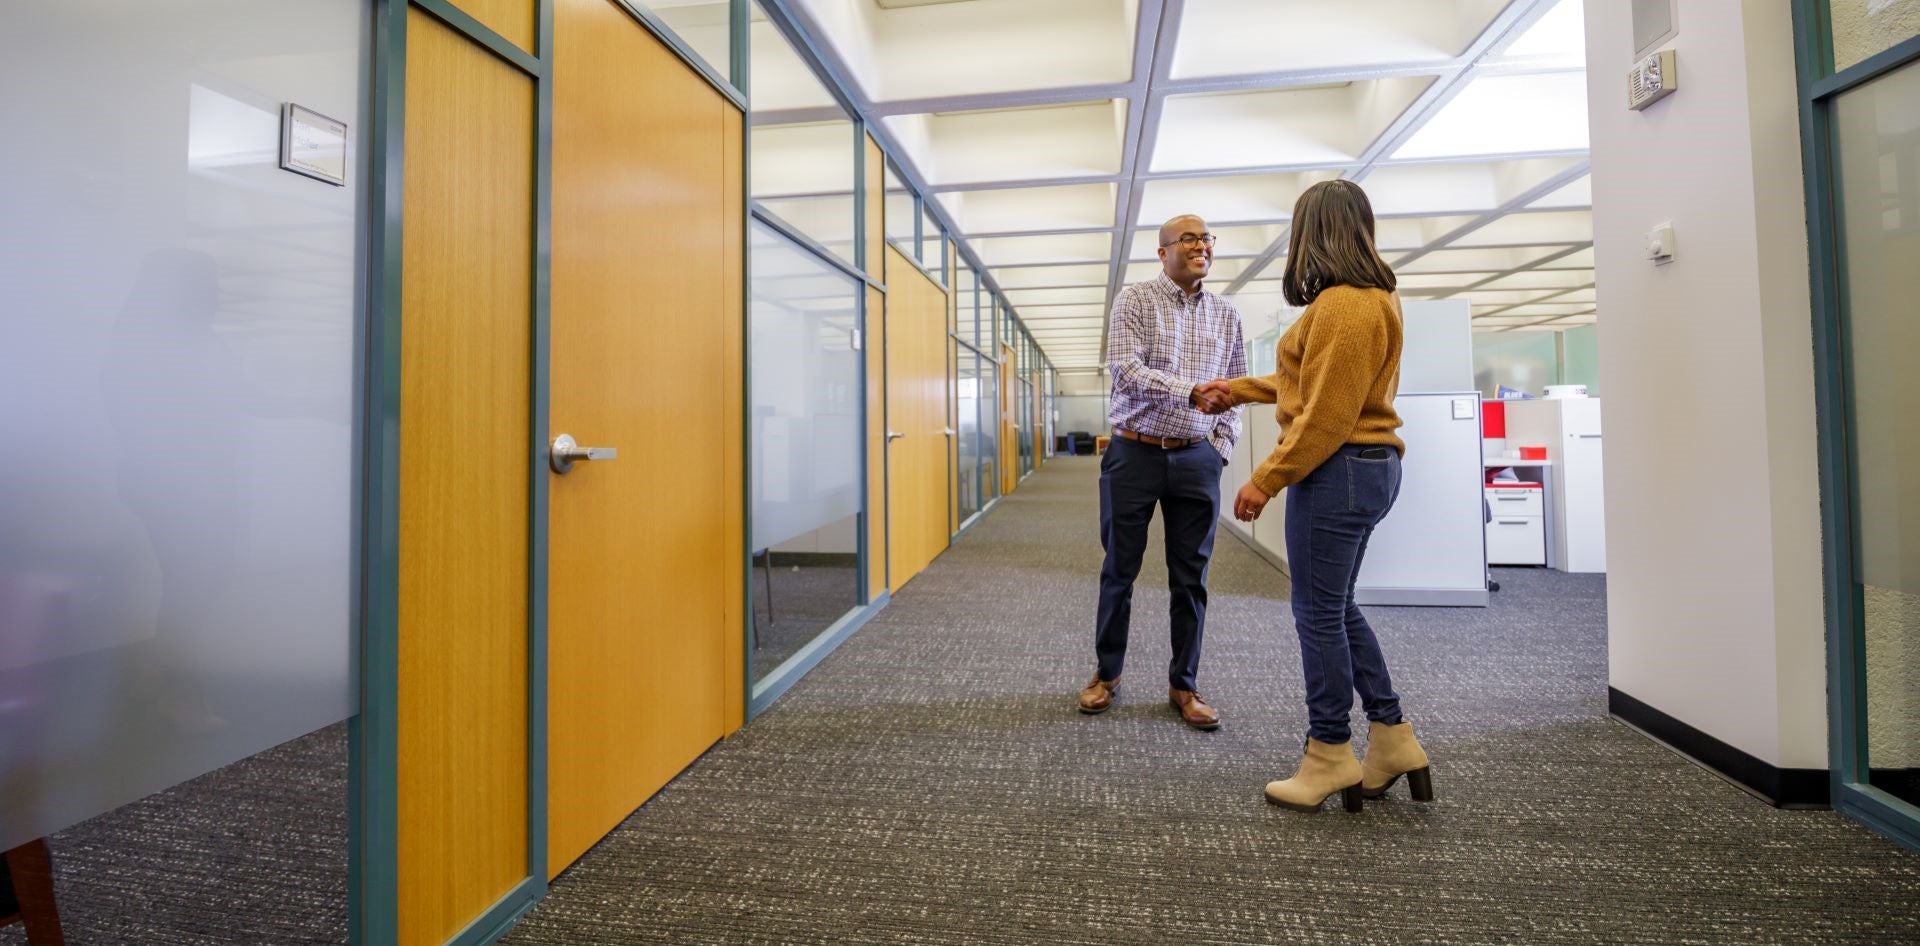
[1608,687,1830,809]
[760,551,859,568]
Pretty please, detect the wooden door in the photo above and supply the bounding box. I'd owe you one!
[396,8,535,944]
[547,0,745,877]
[885,247,950,591]
[999,344,1018,496]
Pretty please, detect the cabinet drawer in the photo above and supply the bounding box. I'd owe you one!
[1487,516,1546,565]
[1485,488,1544,517]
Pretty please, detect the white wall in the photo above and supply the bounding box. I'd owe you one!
[1585,0,1828,769]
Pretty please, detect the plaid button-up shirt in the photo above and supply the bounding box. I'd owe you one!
[1106,272,1247,459]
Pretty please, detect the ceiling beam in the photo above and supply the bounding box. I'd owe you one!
[1219,0,1564,297]
[1097,0,1183,361]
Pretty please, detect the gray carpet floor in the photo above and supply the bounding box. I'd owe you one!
[10,456,1917,945]
[503,456,1920,946]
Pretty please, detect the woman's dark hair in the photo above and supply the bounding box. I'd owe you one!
[1281,180,1397,307]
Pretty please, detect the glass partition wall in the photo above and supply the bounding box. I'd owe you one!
[953,264,994,527]
[747,2,866,690]
[1795,0,1920,850]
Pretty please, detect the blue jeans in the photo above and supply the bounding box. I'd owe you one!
[1284,445,1406,743]
[1096,437,1222,691]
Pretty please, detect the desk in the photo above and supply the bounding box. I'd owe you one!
[1482,457,1557,569]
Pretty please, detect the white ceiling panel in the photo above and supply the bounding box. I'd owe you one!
[1121,257,1252,284]
[936,183,1118,234]
[847,0,1137,103]
[1136,171,1340,226]
[1169,0,1506,79]
[1128,223,1288,260]
[1447,210,1592,247]
[1479,302,1594,317]
[989,264,1112,289]
[1155,78,1433,172]
[1376,214,1480,251]
[1538,247,1596,268]
[1397,244,1573,273]
[1527,174,1593,209]
[972,232,1112,266]
[1363,157,1584,215]
[1455,288,1568,306]
[1474,268,1593,290]
[1010,303,1109,321]
[883,100,1126,186]
[1395,271,1502,289]
[1023,323,1109,335]
[1495,0,1585,63]
[1392,71,1589,159]
[1003,286,1111,306]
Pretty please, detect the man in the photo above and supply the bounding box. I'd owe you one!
[1079,214,1246,730]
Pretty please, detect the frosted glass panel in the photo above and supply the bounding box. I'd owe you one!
[0,0,363,851]
[749,222,862,550]
[1562,324,1601,395]
[1834,58,1920,803]
[956,350,983,521]
[1472,331,1559,398]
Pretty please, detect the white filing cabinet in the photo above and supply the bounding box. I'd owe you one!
[1485,485,1546,565]
[1503,397,1607,573]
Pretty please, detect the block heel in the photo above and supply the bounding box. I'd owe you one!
[1342,783,1364,813]
[1407,766,1435,802]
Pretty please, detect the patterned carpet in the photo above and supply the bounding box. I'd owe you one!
[10,456,1917,945]
[0,724,347,946]
[501,456,1920,946]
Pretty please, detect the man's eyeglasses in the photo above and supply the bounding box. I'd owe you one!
[1160,233,1217,249]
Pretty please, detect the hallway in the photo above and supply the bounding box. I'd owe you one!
[502,457,1919,946]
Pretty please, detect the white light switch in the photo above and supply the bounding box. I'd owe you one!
[1452,397,1477,420]
[1645,222,1675,264]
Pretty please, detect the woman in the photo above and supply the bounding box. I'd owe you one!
[1198,180,1433,814]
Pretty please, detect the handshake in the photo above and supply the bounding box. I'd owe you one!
[1189,379,1235,415]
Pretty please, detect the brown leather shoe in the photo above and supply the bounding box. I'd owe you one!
[1170,688,1221,730]
[1077,676,1120,714]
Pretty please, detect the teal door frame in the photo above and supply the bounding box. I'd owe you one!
[350,1,750,944]
[1789,0,1920,855]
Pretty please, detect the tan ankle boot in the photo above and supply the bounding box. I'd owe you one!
[1360,720,1434,801]
[1264,738,1364,813]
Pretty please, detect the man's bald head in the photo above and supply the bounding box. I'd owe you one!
[1159,215,1207,247]
[1157,215,1213,291]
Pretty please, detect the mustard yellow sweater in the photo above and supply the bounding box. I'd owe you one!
[1227,286,1406,496]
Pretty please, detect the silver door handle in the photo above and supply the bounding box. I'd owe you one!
[887,430,906,442]
[942,428,956,436]
[551,433,617,474]
[1576,433,1602,439]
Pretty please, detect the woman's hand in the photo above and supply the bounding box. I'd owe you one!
[1233,481,1272,521]
[1191,380,1235,414]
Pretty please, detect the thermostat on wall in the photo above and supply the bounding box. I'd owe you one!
[1628,49,1678,110]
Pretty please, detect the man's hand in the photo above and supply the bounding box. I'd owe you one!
[1190,380,1234,415]
[1233,481,1272,522]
